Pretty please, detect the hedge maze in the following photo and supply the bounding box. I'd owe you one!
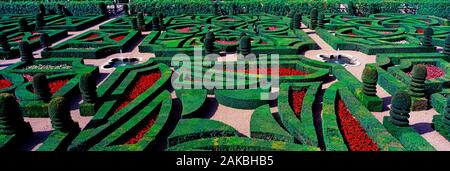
[1,0,450,152]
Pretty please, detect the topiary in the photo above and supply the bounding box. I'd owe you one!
[18,17,29,32]
[347,2,356,16]
[239,36,251,56]
[79,73,97,104]
[38,3,46,15]
[99,2,108,16]
[32,74,51,102]
[310,8,318,29]
[206,32,215,40]
[317,13,324,28]
[152,16,160,31]
[291,13,302,29]
[57,4,65,16]
[443,95,450,128]
[409,64,427,98]
[130,17,138,30]
[204,37,215,54]
[288,11,296,18]
[35,13,45,30]
[422,27,434,46]
[137,12,145,30]
[123,4,129,15]
[40,33,51,50]
[389,90,411,127]
[48,96,77,132]
[0,93,29,135]
[19,41,33,63]
[240,32,247,38]
[0,33,10,52]
[362,65,378,96]
[444,34,450,56]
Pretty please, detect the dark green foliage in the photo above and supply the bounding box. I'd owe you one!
[239,35,251,56]
[310,8,318,29]
[35,13,45,30]
[40,33,51,49]
[32,74,51,102]
[152,16,160,31]
[0,33,10,52]
[318,13,324,28]
[38,3,46,15]
[99,2,107,16]
[19,42,33,63]
[291,13,302,29]
[137,12,145,30]
[288,11,296,18]
[48,96,77,132]
[130,17,138,30]
[444,34,450,56]
[57,4,65,16]
[18,17,29,32]
[204,37,214,54]
[443,96,450,127]
[389,90,411,127]
[409,64,426,98]
[362,65,378,96]
[0,93,28,135]
[79,73,97,103]
[348,2,356,16]
[205,32,215,40]
[422,27,434,46]
[123,4,129,15]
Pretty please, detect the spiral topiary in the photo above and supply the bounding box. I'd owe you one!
[38,3,46,15]
[18,17,29,32]
[389,90,411,127]
[19,41,34,63]
[443,95,450,128]
[317,13,324,28]
[152,16,161,31]
[239,36,251,56]
[310,8,318,29]
[409,64,427,98]
[0,33,10,52]
[422,27,434,47]
[123,4,129,15]
[130,17,138,30]
[79,73,97,103]
[362,65,378,96]
[40,33,51,50]
[137,12,145,30]
[291,13,302,29]
[35,13,45,30]
[48,96,77,132]
[0,93,29,135]
[444,34,450,56]
[32,74,51,102]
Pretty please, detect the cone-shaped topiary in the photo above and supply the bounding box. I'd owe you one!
[123,4,129,15]
[40,33,51,50]
[409,64,427,98]
[48,96,77,132]
[18,17,29,32]
[389,90,411,127]
[362,65,378,96]
[206,32,215,40]
[422,27,434,46]
[130,17,138,30]
[99,2,108,16]
[0,93,29,135]
[318,13,324,28]
[291,13,302,29]
[35,13,45,30]
[32,74,51,102]
[240,36,251,56]
[0,33,10,52]
[57,4,65,16]
[38,3,46,15]
[137,12,145,30]
[443,95,450,128]
[152,16,160,31]
[79,73,97,103]
[19,41,34,63]
[204,37,215,54]
[444,34,450,56]
[310,8,318,29]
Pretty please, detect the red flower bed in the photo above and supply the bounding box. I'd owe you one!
[336,99,379,151]
[49,79,69,94]
[406,64,445,80]
[215,40,238,45]
[112,35,126,42]
[176,27,191,33]
[232,68,308,76]
[266,26,278,31]
[124,117,157,144]
[290,90,306,118]
[23,74,33,82]
[28,35,40,41]
[416,29,424,34]
[84,33,100,40]
[114,71,161,113]
[0,78,12,90]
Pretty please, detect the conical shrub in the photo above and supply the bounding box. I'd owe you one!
[99,2,108,16]
[409,64,427,98]
[310,8,318,29]
[389,90,411,127]
[0,33,10,52]
[48,96,77,132]
[137,12,145,30]
[35,13,45,30]
[291,13,302,29]
[123,4,129,15]
[318,13,324,28]
[422,27,434,46]
[239,36,251,56]
[130,17,138,30]
[40,33,51,49]
[38,3,46,15]
[32,74,51,102]
[19,41,34,63]
[18,17,29,32]
[0,93,29,135]
[444,34,450,56]
[79,73,97,103]
[152,16,160,31]
[362,65,378,96]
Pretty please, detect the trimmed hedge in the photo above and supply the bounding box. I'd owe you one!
[250,104,295,143]
[175,89,207,118]
[383,117,435,151]
[321,83,347,151]
[42,15,106,31]
[100,15,154,31]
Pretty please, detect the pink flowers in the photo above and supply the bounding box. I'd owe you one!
[290,90,306,118]
[266,26,278,31]
[176,27,191,33]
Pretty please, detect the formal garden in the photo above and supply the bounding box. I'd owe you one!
[0,0,450,152]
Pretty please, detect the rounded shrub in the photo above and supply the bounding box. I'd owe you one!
[291,13,302,29]
[318,13,324,28]
[123,4,129,15]
[32,74,51,102]
[389,90,411,127]
[422,27,434,46]
[99,2,108,16]
[79,73,97,104]
[40,33,51,50]
[152,16,161,31]
[18,17,29,32]
[362,65,378,96]
[38,3,46,15]
[310,8,318,29]
[204,37,214,54]
[409,64,427,98]
[444,34,450,56]
[288,11,296,18]
[130,17,138,30]
[239,36,251,56]
[0,93,28,135]
[0,33,10,52]
[35,13,45,30]
[48,96,77,132]
[19,41,34,63]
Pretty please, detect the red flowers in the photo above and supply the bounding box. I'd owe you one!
[347,32,357,36]
[232,68,308,76]
[406,64,444,80]
[49,79,69,94]
[124,117,157,144]
[290,90,306,118]
[83,33,100,40]
[336,99,379,151]
[28,35,40,41]
[0,78,12,90]
[114,71,161,113]
[215,40,238,45]
[176,27,191,33]
[112,35,126,42]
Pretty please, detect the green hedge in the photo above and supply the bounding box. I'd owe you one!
[43,15,106,31]
[321,83,348,151]
[0,1,111,16]
[175,89,207,118]
[100,15,154,31]
[215,88,269,110]
[37,128,80,151]
[383,117,435,151]
[250,104,295,143]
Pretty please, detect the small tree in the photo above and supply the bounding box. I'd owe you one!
[291,13,302,29]
[99,2,108,16]
[130,17,138,30]
[32,74,51,102]
[310,8,318,29]
[389,90,411,127]
[123,4,129,16]
[19,41,34,63]
[18,17,29,32]
[40,33,51,50]
[0,93,29,135]
[152,16,160,31]
[48,96,77,132]
[409,64,427,98]
[422,27,434,46]
[0,33,10,52]
[239,36,251,56]
[38,3,46,15]
[317,13,324,28]
[443,34,450,56]
[35,13,45,30]
[137,12,145,30]
[362,65,378,96]
[79,73,97,103]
